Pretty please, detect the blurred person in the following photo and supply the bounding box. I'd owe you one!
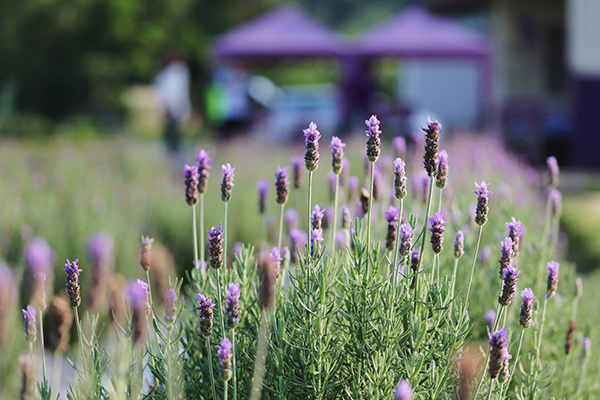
[155,51,191,152]
[206,64,250,138]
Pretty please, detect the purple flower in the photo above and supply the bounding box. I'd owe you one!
[231,242,243,261]
[128,280,150,346]
[340,158,350,187]
[412,172,430,203]
[281,247,290,270]
[498,237,513,279]
[484,309,495,331]
[398,223,414,262]
[195,149,212,194]
[216,337,233,382]
[24,237,55,275]
[330,136,346,174]
[64,259,82,308]
[454,231,464,259]
[275,166,290,205]
[348,176,359,201]
[550,189,562,217]
[393,136,406,160]
[164,288,177,325]
[479,247,492,265]
[436,150,448,189]
[546,261,559,298]
[410,248,420,289]
[311,205,325,232]
[394,158,407,200]
[139,236,154,272]
[270,247,282,279]
[291,156,304,189]
[322,207,333,231]
[422,116,441,177]
[195,293,215,337]
[257,180,269,214]
[259,253,276,310]
[474,181,492,226]
[183,164,199,206]
[428,212,447,254]
[23,305,37,343]
[547,156,559,187]
[488,327,509,380]
[87,233,114,267]
[372,168,382,201]
[303,122,321,171]
[365,115,382,162]
[506,218,523,257]
[583,338,591,359]
[208,223,224,269]
[519,288,535,328]
[221,163,235,202]
[566,319,576,355]
[285,208,298,231]
[394,380,413,400]
[498,265,522,306]
[341,205,352,230]
[87,233,114,310]
[310,229,324,256]
[385,206,399,251]
[289,229,307,263]
[225,283,241,329]
[335,231,348,250]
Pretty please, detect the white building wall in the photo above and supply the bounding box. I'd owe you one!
[567,0,600,76]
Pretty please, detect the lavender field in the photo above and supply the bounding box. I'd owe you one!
[1,118,599,399]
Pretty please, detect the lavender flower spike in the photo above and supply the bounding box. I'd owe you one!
[64,259,82,308]
[393,136,406,160]
[216,337,233,382]
[195,293,215,337]
[23,305,37,343]
[281,247,291,270]
[330,136,346,174]
[225,283,241,329]
[275,166,290,205]
[183,164,199,206]
[311,205,325,232]
[385,206,399,251]
[484,309,495,331]
[422,116,441,177]
[394,158,407,200]
[341,205,352,230]
[506,218,523,257]
[208,223,224,269]
[550,189,562,217]
[221,163,235,202]
[488,327,509,380]
[519,288,535,328]
[454,231,465,259]
[498,265,522,306]
[365,115,382,162]
[394,380,413,400]
[289,229,307,263]
[310,228,324,256]
[547,156,559,187]
[398,223,414,262]
[285,208,298,231]
[498,237,514,279]
[257,180,269,214]
[291,156,304,188]
[436,150,448,189]
[303,122,321,171]
[164,288,177,325]
[428,212,447,254]
[139,236,154,272]
[474,181,492,226]
[270,247,282,280]
[583,338,591,359]
[195,149,212,194]
[410,248,420,289]
[546,261,560,298]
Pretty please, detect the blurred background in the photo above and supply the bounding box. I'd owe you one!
[1,0,600,293]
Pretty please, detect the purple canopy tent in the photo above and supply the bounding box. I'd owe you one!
[213,6,348,59]
[353,7,494,121]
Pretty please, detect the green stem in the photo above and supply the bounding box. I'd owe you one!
[576,359,588,394]
[392,199,404,280]
[250,310,271,400]
[216,269,226,336]
[557,354,569,398]
[366,162,375,246]
[207,337,217,400]
[438,188,443,213]
[51,350,63,395]
[535,297,548,367]
[449,258,459,315]
[485,380,493,400]
[330,174,339,251]
[307,171,313,247]
[224,202,229,272]
[193,205,200,273]
[464,225,483,308]
[277,203,285,252]
[224,383,228,400]
[73,307,85,364]
[415,176,435,295]
[200,194,205,265]
[502,328,525,398]
[231,328,237,400]
[39,310,47,382]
